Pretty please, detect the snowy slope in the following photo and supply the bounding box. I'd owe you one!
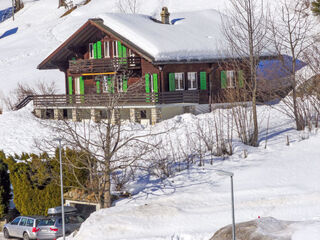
[66,117,320,240]
[0,103,320,240]
[0,0,11,9]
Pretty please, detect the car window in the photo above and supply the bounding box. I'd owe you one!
[37,219,56,226]
[19,218,27,226]
[26,219,34,227]
[67,215,84,224]
[11,217,21,225]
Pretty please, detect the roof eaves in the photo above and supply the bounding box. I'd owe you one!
[37,20,93,70]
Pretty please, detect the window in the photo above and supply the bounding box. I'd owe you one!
[103,75,114,93]
[104,41,110,58]
[19,218,27,226]
[128,49,135,57]
[116,75,123,92]
[11,217,21,225]
[38,219,56,226]
[175,73,185,90]
[187,72,197,90]
[89,43,94,59]
[227,70,236,88]
[112,41,118,57]
[141,110,147,119]
[26,219,34,227]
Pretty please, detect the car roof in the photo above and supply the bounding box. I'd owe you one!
[19,216,47,219]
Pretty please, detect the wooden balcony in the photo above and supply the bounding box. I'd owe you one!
[68,57,141,74]
[33,91,202,108]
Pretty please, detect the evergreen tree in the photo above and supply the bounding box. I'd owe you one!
[4,150,88,216]
[0,151,11,219]
[312,0,320,16]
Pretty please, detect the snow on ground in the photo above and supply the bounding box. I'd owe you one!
[0,0,11,10]
[67,118,320,240]
[0,102,320,240]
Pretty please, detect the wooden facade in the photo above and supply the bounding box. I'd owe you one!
[35,18,248,123]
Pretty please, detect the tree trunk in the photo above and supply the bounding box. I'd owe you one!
[291,59,304,130]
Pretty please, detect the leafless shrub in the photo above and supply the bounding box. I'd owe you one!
[117,0,140,14]
[3,81,58,110]
[269,0,316,131]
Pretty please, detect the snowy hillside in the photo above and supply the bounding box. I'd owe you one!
[0,103,320,240]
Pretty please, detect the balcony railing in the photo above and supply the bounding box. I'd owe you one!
[69,57,141,74]
[33,91,201,108]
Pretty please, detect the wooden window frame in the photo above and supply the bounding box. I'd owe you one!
[175,72,185,91]
[104,41,110,58]
[113,41,119,57]
[89,43,94,59]
[187,72,197,90]
[128,49,135,57]
[227,70,236,88]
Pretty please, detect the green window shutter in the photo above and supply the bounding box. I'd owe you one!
[122,45,127,64]
[80,76,85,95]
[68,76,73,95]
[238,70,244,88]
[123,76,128,92]
[93,43,97,59]
[122,46,127,58]
[96,80,101,93]
[221,71,227,89]
[145,74,150,93]
[153,74,158,93]
[117,41,122,58]
[97,41,102,59]
[169,73,175,91]
[200,72,207,90]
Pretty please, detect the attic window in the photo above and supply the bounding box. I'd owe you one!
[89,43,94,59]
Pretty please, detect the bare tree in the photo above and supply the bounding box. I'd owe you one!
[3,81,58,111]
[117,0,140,14]
[269,0,315,130]
[222,0,269,146]
[36,78,167,208]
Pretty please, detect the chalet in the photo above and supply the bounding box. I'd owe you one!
[35,8,254,124]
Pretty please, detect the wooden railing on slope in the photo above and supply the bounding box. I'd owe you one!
[14,95,34,110]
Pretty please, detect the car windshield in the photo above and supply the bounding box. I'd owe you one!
[37,219,56,226]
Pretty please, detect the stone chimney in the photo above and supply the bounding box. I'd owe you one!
[160,7,170,24]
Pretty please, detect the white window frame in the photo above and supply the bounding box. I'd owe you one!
[187,72,197,90]
[128,49,135,57]
[227,70,236,88]
[175,72,185,91]
[89,43,94,59]
[113,41,119,57]
[104,41,110,58]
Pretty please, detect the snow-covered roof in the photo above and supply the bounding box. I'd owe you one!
[98,10,229,62]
